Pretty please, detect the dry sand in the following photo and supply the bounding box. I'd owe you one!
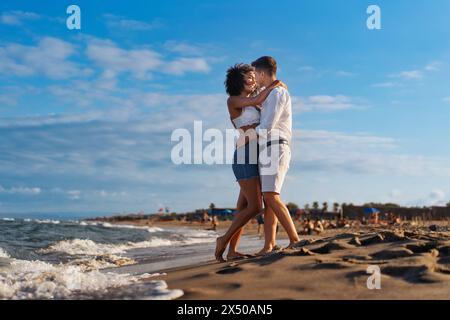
[157,225,450,299]
[109,219,450,299]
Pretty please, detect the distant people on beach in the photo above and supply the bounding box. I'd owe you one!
[314,219,324,234]
[388,212,402,225]
[256,212,264,238]
[294,208,303,221]
[369,212,379,224]
[206,215,219,231]
[202,211,209,224]
[337,218,350,228]
[298,218,324,235]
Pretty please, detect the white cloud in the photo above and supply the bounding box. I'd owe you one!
[86,38,210,79]
[425,61,441,71]
[444,97,450,104]
[86,38,163,80]
[0,92,18,106]
[395,70,423,80]
[164,41,204,55]
[0,36,213,81]
[430,189,445,200]
[291,129,450,178]
[298,66,315,72]
[293,95,364,113]
[388,189,403,199]
[103,14,162,31]
[0,37,87,79]
[371,82,402,88]
[0,11,40,26]
[97,190,128,197]
[336,70,356,77]
[164,58,210,75]
[2,105,450,213]
[68,190,81,200]
[388,61,441,83]
[0,111,105,128]
[297,66,356,79]
[406,189,448,207]
[0,186,41,195]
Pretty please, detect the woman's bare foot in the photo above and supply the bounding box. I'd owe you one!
[227,252,247,261]
[226,251,249,261]
[215,236,227,262]
[255,246,274,256]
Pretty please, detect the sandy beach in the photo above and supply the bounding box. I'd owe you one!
[106,219,450,300]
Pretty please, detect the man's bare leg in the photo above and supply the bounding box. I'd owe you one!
[263,192,299,246]
[256,206,278,255]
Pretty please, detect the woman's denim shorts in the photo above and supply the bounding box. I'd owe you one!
[232,142,260,182]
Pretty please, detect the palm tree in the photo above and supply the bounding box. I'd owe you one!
[333,202,340,213]
[209,203,216,210]
[286,202,299,216]
[304,204,310,211]
[312,201,319,211]
[322,202,328,213]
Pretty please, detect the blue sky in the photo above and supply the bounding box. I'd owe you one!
[1,0,450,217]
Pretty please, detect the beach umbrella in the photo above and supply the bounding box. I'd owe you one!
[364,207,380,214]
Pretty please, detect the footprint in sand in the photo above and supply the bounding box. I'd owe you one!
[350,231,408,247]
[404,241,439,254]
[185,282,242,298]
[216,266,243,275]
[310,240,356,254]
[371,247,414,260]
[313,259,352,270]
[350,234,384,246]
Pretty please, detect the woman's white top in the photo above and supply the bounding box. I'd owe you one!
[232,106,260,128]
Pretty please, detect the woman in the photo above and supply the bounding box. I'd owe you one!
[215,63,285,262]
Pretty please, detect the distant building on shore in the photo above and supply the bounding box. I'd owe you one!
[342,205,450,220]
[193,208,236,220]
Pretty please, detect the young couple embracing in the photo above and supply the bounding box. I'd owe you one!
[215,56,301,262]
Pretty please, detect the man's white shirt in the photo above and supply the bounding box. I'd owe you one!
[255,86,292,143]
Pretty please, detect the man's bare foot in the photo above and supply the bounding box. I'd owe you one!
[255,247,273,256]
[215,236,227,262]
[284,239,307,250]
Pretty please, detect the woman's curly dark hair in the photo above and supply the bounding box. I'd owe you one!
[224,63,255,96]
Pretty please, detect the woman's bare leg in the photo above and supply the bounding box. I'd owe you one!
[227,192,247,259]
[215,178,262,262]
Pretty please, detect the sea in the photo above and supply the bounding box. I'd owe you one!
[0,215,275,300]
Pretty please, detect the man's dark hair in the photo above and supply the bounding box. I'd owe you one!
[251,56,277,77]
[224,63,255,96]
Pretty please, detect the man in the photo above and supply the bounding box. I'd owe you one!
[251,56,300,253]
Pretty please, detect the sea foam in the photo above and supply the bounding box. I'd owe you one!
[0,248,10,259]
[0,257,183,300]
[40,235,215,257]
